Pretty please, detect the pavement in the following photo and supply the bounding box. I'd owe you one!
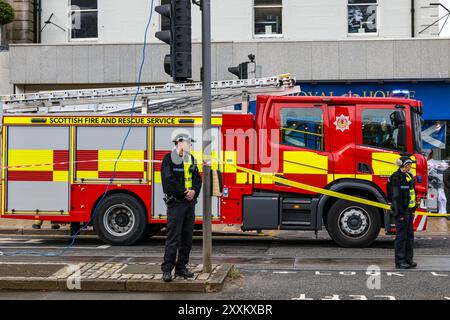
[0,261,232,293]
[0,233,449,299]
[0,217,448,298]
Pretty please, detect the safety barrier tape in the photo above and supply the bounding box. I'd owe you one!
[230,164,450,218]
[0,159,162,170]
[0,158,448,217]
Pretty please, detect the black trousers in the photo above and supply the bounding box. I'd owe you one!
[161,200,196,273]
[394,212,414,265]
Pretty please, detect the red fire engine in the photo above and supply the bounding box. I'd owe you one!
[0,76,428,247]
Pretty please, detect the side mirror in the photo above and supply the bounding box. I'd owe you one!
[390,109,406,128]
[397,123,407,149]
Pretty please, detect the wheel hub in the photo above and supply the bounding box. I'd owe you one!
[339,207,370,238]
[103,204,135,237]
[115,212,130,227]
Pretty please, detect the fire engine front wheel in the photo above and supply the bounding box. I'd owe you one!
[326,199,381,248]
[94,194,148,246]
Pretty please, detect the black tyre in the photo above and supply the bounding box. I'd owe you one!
[326,199,381,248]
[93,193,148,246]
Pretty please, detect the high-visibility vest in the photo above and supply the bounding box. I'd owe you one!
[184,155,193,189]
[405,173,416,209]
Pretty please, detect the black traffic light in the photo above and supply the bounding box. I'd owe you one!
[155,0,192,83]
[228,62,248,80]
[228,55,256,79]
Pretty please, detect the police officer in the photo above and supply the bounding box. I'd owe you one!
[389,156,418,269]
[161,133,202,282]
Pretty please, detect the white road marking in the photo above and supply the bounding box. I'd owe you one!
[322,294,340,300]
[315,271,332,275]
[375,295,396,300]
[97,245,111,249]
[273,271,297,274]
[349,295,368,300]
[386,272,404,277]
[0,238,43,244]
[25,239,44,244]
[292,294,313,300]
[431,272,448,277]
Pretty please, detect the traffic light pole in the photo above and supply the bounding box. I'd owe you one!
[201,0,213,274]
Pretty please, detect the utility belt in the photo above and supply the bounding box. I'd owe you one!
[163,193,193,206]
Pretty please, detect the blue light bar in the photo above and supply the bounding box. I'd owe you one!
[390,90,410,98]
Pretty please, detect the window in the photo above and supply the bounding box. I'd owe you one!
[161,0,170,31]
[280,108,324,151]
[362,109,402,151]
[348,0,377,34]
[254,0,282,36]
[70,0,98,40]
[412,111,424,154]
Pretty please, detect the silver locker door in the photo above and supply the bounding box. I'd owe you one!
[6,126,70,213]
[75,127,148,182]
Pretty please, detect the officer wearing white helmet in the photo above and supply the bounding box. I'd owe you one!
[387,156,418,269]
[161,133,202,282]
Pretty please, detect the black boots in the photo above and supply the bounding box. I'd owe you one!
[163,271,173,282]
[395,263,411,269]
[175,269,195,279]
[162,269,195,282]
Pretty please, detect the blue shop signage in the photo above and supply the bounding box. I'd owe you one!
[297,82,450,121]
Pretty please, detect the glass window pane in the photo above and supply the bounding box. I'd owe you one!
[71,11,98,39]
[71,0,98,10]
[362,109,401,151]
[280,108,324,151]
[255,0,282,6]
[255,7,282,35]
[348,4,377,33]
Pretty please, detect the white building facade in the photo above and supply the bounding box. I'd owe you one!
[38,0,442,45]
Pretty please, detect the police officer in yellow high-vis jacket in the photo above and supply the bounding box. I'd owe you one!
[389,156,418,270]
[161,133,202,282]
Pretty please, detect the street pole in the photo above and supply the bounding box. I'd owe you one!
[201,0,213,274]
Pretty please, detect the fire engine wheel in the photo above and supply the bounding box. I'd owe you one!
[94,194,148,246]
[326,199,381,248]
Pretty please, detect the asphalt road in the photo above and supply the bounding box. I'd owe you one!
[0,231,449,300]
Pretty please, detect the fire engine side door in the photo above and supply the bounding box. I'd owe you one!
[355,104,414,192]
[260,102,332,195]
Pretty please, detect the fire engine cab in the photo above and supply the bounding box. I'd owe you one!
[0,76,428,248]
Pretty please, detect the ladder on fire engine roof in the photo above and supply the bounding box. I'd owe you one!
[0,74,299,115]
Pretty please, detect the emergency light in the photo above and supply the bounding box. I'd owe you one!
[390,90,410,98]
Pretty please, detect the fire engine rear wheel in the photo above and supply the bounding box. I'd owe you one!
[94,194,147,246]
[326,199,381,248]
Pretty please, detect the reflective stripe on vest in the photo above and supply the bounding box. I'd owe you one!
[405,173,416,208]
[184,155,193,189]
